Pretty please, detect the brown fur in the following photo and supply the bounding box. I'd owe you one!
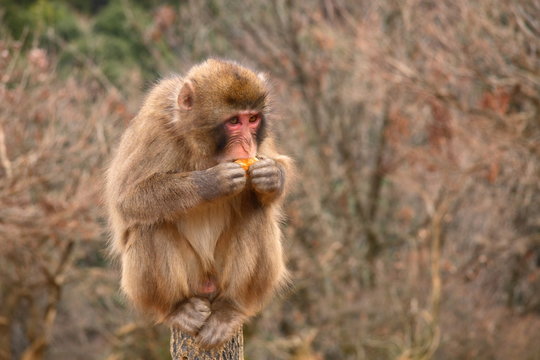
[105,59,292,348]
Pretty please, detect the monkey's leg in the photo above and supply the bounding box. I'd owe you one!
[170,326,244,360]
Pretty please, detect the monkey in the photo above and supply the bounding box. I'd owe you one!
[105,59,293,349]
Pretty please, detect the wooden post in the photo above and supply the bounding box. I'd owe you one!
[170,327,244,360]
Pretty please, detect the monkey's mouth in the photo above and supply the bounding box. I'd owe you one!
[222,137,256,161]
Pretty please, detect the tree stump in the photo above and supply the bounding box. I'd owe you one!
[170,326,244,360]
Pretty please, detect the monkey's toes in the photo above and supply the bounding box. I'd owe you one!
[196,318,238,349]
[189,297,211,314]
[170,298,211,334]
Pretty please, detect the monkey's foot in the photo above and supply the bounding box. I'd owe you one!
[169,297,211,334]
[195,314,244,349]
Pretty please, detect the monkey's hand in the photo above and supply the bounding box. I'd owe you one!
[248,158,284,203]
[168,297,211,335]
[196,302,246,349]
[196,162,247,201]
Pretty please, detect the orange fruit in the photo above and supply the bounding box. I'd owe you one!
[234,157,258,170]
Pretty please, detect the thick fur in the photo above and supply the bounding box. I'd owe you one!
[105,59,292,348]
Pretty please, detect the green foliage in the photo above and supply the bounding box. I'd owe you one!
[1,0,161,85]
[68,0,110,14]
[1,0,81,40]
[91,0,155,83]
[93,0,136,38]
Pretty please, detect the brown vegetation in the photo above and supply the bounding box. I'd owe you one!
[1,0,539,359]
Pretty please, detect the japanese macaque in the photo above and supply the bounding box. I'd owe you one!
[105,59,292,348]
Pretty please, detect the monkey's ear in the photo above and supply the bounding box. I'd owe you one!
[178,80,194,110]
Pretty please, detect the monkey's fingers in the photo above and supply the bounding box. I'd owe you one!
[250,166,279,179]
[223,168,248,179]
[220,161,247,171]
[222,174,247,195]
[250,163,283,194]
[216,162,247,179]
[247,158,275,172]
[252,176,281,193]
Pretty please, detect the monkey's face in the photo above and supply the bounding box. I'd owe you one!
[216,111,264,162]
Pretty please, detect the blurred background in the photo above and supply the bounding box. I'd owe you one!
[0,0,539,359]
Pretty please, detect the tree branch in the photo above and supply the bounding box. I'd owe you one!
[170,327,244,360]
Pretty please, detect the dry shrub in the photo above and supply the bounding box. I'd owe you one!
[1,0,539,359]
[0,37,167,360]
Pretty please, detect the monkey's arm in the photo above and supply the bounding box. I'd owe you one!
[116,162,246,223]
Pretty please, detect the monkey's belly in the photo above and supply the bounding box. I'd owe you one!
[176,201,231,271]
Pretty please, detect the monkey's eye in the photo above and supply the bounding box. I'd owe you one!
[249,115,259,123]
[229,116,240,124]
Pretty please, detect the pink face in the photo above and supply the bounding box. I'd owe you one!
[221,111,261,161]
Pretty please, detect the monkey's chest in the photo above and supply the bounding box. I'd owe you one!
[176,201,232,266]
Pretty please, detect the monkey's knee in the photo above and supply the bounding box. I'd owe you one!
[169,297,211,335]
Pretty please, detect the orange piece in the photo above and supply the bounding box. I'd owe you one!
[234,157,259,170]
